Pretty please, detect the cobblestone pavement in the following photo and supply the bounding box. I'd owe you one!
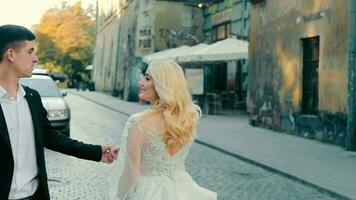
[46,93,339,200]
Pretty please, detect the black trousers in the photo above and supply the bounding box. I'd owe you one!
[31,185,45,200]
[9,186,44,200]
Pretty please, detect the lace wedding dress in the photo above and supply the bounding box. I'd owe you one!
[113,112,217,200]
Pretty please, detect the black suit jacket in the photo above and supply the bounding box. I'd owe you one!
[0,86,102,200]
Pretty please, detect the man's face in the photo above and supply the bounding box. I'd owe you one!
[11,40,38,78]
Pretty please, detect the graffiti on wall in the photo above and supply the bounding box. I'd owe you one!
[159,27,199,48]
[138,28,152,49]
[136,27,153,56]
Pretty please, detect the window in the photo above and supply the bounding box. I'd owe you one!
[217,25,226,40]
[227,23,231,36]
[212,28,217,42]
[302,36,319,114]
[212,23,231,42]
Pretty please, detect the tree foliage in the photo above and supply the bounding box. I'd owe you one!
[35,1,95,78]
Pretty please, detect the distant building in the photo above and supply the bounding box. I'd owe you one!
[200,0,251,106]
[248,0,352,147]
[202,0,250,42]
[92,0,204,100]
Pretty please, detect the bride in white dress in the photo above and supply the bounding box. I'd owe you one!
[113,59,217,200]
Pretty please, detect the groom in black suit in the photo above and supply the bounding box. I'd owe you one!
[0,24,119,200]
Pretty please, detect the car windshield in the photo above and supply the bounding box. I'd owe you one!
[20,79,61,97]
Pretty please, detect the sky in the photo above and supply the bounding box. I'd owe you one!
[0,0,96,29]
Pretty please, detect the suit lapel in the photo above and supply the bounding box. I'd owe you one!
[0,104,12,150]
[24,87,41,137]
[24,87,43,149]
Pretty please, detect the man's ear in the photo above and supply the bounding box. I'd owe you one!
[5,49,15,63]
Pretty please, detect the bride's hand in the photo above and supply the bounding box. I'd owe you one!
[101,145,120,163]
[110,146,120,160]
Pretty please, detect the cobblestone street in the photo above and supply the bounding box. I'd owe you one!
[46,93,340,200]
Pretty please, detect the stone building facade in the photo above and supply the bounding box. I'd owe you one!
[199,0,251,104]
[203,0,250,42]
[248,0,351,146]
[92,0,203,100]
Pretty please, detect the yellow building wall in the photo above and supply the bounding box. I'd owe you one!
[249,0,348,114]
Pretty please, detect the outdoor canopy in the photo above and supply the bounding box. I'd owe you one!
[173,43,209,61]
[177,38,248,63]
[142,37,248,64]
[142,45,190,64]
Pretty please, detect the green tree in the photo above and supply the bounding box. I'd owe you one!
[35,1,95,82]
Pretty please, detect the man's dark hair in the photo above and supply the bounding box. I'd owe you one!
[0,24,36,62]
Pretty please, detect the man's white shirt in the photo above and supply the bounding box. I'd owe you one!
[0,85,39,199]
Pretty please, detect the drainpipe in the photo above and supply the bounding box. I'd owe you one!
[346,0,356,151]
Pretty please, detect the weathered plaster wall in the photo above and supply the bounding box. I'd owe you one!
[94,0,204,100]
[92,19,121,93]
[248,0,349,146]
[153,1,204,50]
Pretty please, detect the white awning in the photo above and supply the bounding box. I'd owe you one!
[175,43,210,63]
[142,45,190,64]
[177,38,248,63]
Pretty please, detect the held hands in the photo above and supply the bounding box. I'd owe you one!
[101,145,119,164]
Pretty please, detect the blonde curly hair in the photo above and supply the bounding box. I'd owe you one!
[146,59,201,148]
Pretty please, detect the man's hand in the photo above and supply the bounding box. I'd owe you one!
[101,145,119,164]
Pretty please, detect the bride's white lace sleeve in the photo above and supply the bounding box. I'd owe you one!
[115,115,143,199]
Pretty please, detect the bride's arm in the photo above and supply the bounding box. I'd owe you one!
[116,117,142,199]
